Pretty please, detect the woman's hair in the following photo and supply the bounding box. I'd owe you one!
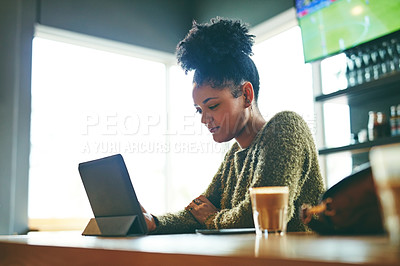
[176,17,260,101]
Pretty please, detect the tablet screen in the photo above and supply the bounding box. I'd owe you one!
[78,154,148,235]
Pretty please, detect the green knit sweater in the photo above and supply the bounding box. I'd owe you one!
[152,111,325,234]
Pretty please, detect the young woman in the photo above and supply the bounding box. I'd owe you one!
[142,17,325,234]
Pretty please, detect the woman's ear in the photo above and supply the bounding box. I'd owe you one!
[242,82,254,108]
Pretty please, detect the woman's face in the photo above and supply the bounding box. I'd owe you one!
[192,83,247,143]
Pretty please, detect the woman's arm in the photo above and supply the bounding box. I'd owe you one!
[204,194,254,229]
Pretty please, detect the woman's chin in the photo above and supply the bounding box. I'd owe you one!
[212,133,233,143]
[212,134,223,143]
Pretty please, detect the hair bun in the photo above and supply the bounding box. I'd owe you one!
[177,17,255,73]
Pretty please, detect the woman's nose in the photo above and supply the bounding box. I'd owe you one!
[201,111,212,125]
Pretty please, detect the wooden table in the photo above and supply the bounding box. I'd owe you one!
[0,231,399,265]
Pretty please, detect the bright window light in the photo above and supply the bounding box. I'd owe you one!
[253,26,316,136]
[320,53,352,187]
[30,36,167,220]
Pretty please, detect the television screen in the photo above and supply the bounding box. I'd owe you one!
[296,0,400,63]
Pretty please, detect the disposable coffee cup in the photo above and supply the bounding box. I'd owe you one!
[249,186,289,235]
[370,144,400,245]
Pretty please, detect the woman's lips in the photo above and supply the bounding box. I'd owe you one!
[208,126,219,134]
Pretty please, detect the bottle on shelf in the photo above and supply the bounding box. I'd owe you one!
[376,112,389,138]
[368,111,378,141]
[390,105,397,136]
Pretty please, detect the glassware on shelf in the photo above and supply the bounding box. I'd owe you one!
[378,42,388,75]
[397,104,400,136]
[342,33,400,87]
[346,53,356,87]
[362,48,372,82]
[370,45,381,80]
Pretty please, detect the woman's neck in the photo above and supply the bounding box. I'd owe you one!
[235,109,266,149]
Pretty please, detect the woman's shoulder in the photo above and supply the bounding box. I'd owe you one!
[265,111,309,131]
[257,110,312,145]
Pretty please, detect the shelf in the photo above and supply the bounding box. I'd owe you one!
[318,135,400,155]
[315,71,400,104]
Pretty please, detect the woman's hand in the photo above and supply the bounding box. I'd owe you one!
[185,195,219,224]
[141,205,157,232]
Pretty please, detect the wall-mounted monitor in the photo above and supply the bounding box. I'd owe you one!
[296,0,400,63]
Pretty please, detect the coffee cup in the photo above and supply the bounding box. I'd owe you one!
[249,186,289,235]
[370,144,400,245]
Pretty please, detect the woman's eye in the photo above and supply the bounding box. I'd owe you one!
[209,104,219,110]
[195,108,202,114]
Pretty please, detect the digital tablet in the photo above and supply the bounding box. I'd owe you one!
[78,154,148,236]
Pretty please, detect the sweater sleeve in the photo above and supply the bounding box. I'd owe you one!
[149,209,201,234]
[204,193,254,229]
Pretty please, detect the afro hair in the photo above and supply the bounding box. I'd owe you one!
[176,17,260,100]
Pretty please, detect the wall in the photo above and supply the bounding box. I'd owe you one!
[0,0,36,235]
[38,0,194,53]
[37,0,295,53]
[192,0,294,26]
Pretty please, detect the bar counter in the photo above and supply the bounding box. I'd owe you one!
[0,231,399,265]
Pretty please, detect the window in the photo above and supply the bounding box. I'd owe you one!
[30,32,167,225]
[253,26,315,125]
[320,53,352,187]
[29,25,227,230]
